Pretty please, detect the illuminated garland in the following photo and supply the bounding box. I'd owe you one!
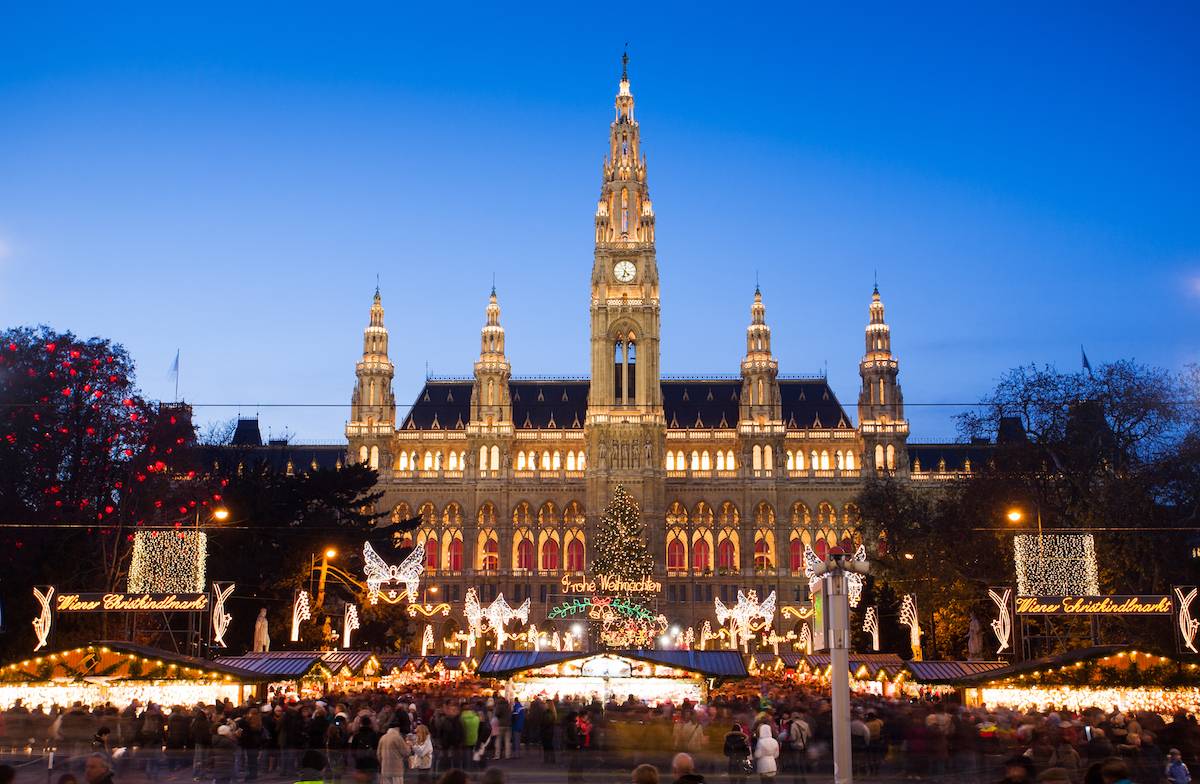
[1013,533,1098,596]
[127,530,207,593]
[599,613,667,649]
[546,595,655,622]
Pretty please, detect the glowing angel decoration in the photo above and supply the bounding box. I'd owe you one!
[483,594,531,648]
[32,586,54,652]
[464,588,486,637]
[342,604,360,648]
[1175,587,1198,654]
[988,587,1013,654]
[714,589,777,651]
[363,541,425,605]
[802,544,825,587]
[551,631,562,651]
[900,593,922,661]
[699,620,713,650]
[291,590,311,642]
[863,606,880,651]
[211,583,235,648]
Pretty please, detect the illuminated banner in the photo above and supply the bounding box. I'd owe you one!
[560,574,662,595]
[1015,595,1171,615]
[55,592,209,613]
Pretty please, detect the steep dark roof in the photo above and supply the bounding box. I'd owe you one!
[199,442,345,475]
[907,442,993,473]
[231,418,263,446]
[400,377,852,432]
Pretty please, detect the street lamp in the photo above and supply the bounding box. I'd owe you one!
[1006,504,1044,554]
[325,548,338,559]
[315,548,337,608]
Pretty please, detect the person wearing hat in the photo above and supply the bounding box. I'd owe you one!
[998,754,1036,784]
[1166,748,1192,784]
[211,724,236,784]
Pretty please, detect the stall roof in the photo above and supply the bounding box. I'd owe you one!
[955,646,1137,687]
[477,650,747,679]
[903,660,1009,685]
[214,650,379,678]
[378,655,467,672]
[0,642,269,683]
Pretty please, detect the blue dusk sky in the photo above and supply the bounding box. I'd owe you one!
[1,4,1197,443]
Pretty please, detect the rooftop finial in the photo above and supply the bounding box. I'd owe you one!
[872,269,879,296]
[491,271,496,298]
[622,44,629,81]
[755,269,761,296]
[374,273,381,299]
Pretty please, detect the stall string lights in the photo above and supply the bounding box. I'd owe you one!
[1013,533,1099,596]
[211,583,234,648]
[127,530,207,593]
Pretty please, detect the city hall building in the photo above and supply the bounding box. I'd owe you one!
[342,62,976,635]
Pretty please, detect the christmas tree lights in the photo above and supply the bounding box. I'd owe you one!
[591,485,655,590]
[127,530,207,593]
[1013,533,1098,596]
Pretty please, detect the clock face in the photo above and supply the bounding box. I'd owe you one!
[613,260,636,282]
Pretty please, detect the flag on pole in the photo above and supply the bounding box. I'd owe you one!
[1081,345,1092,375]
[169,350,180,401]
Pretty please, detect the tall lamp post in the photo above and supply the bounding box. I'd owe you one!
[811,547,870,784]
[1006,503,1043,556]
[315,548,337,608]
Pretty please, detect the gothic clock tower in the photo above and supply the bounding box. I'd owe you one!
[585,55,666,557]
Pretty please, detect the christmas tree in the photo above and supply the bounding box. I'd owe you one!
[591,485,655,585]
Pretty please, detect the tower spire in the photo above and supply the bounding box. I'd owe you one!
[857,284,908,474]
[621,46,629,82]
[348,288,395,468]
[471,288,512,428]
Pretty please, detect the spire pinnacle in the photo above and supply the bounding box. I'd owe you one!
[872,269,879,297]
[374,273,381,300]
[621,45,629,82]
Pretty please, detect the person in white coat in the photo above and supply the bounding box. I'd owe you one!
[753,724,779,781]
[377,724,412,784]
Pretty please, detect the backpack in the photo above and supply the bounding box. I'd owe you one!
[788,720,808,750]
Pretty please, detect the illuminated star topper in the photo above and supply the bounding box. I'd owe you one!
[363,540,425,605]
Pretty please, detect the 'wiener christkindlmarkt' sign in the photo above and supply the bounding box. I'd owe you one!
[55,593,210,612]
[1015,595,1171,615]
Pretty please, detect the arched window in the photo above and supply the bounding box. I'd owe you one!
[479,446,489,470]
[796,450,805,470]
[810,450,818,470]
[447,451,458,470]
[516,451,526,470]
[764,445,773,474]
[490,445,499,470]
[875,444,885,469]
[701,451,711,470]
[442,503,463,526]
[666,501,688,526]
[447,536,463,571]
[477,502,497,526]
[667,538,685,570]
[418,502,437,526]
[820,450,830,470]
[789,538,804,571]
[718,501,740,526]
[665,451,675,471]
[552,451,561,470]
[541,538,560,571]
[434,452,443,470]
[753,445,762,471]
[716,451,726,471]
[569,451,579,471]
[538,501,559,525]
[754,535,772,569]
[566,536,585,572]
[786,451,793,470]
[791,502,811,526]
[487,378,495,405]
[717,538,736,570]
[757,378,764,405]
[369,445,379,470]
[391,502,412,523]
[516,537,534,570]
[692,538,711,572]
[424,535,439,570]
[512,501,532,525]
[541,450,551,471]
[817,502,836,525]
[726,450,736,470]
[563,501,586,525]
[846,451,856,470]
[359,445,368,464]
[690,450,700,471]
[835,450,844,470]
[879,378,885,405]
[481,535,499,571]
[755,502,775,525]
[886,444,896,470]
[527,450,537,470]
[693,501,714,526]
[398,452,410,471]
[577,451,586,470]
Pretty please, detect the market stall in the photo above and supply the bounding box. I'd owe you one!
[477,649,746,705]
[376,655,468,687]
[955,645,1200,714]
[0,641,266,708]
[214,650,381,698]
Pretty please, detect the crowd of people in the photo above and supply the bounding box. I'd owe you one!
[0,681,1197,784]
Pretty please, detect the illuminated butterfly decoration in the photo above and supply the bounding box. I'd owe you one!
[363,540,425,605]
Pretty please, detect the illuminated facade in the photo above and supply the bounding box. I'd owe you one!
[345,61,974,637]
